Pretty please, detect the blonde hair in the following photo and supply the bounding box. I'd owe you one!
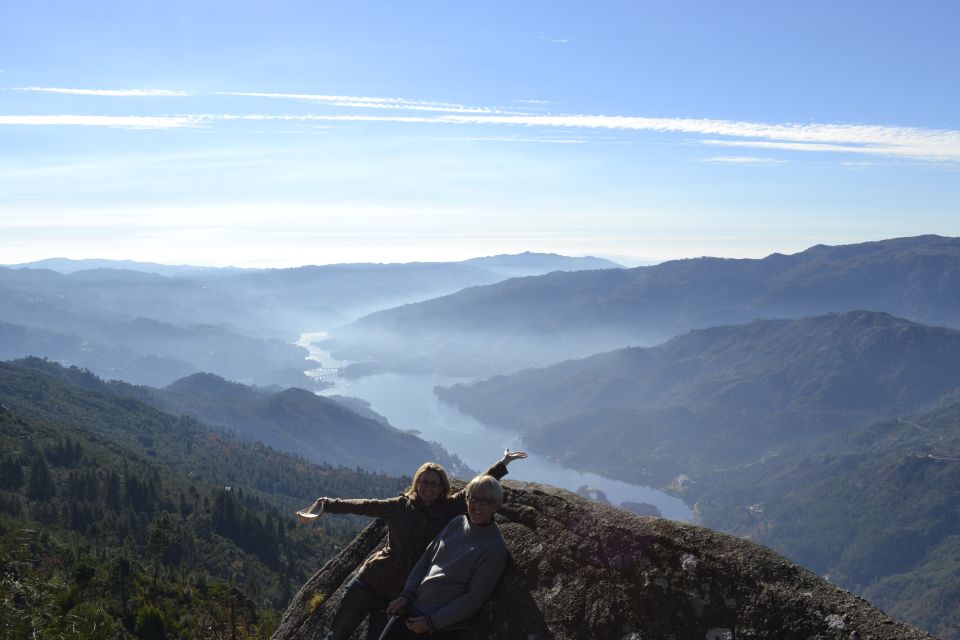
[405,462,451,500]
[465,474,503,509]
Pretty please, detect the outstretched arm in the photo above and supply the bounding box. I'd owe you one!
[482,448,528,481]
[305,495,405,519]
[448,449,529,509]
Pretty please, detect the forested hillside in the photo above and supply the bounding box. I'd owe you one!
[438,310,960,484]
[6,358,460,477]
[435,311,960,638]
[691,400,960,639]
[0,361,407,639]
[157,373,458,476]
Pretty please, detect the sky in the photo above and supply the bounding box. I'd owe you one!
[2,0,959,268]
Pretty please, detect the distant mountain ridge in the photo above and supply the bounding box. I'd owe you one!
[7,252,621,279]
[462,251,621,277]
[1,252,623,386]
[331,235,960,375]
[0,266,308,386]
[4,257,239,276]
[436,310,960,484]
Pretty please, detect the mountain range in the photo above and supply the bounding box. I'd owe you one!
[2,356,935,639]
[329,234,960,376]
[434,309,960,637]
[436,310,960,482]
[6,237,960,637]
[0,252,620,387]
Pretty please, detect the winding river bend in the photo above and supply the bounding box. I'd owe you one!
[301,333,692,521]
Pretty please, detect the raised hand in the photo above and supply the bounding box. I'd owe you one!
[502,449,528,465]
[296,497,325,524]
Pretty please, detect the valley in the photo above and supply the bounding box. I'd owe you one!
[320,369,692,521]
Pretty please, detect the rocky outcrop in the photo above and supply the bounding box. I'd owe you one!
[273,482,931,640]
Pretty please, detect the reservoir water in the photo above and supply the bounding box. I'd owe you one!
[301,333,692,521]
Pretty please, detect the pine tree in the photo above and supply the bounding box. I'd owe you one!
[26,452,56,502]
[0,455,24,490]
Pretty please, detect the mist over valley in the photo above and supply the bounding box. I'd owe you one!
[328,234,960,377]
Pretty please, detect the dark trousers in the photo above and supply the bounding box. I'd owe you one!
[327,577,389,640]
[377,614,457,640]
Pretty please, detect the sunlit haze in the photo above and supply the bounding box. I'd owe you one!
[2,1,959,267]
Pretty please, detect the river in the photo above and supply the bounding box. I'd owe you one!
[300,333,692,521]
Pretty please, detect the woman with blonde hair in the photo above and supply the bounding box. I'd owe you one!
[301,450,526,640]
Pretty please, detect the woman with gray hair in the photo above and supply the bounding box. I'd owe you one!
[379,474,507,638]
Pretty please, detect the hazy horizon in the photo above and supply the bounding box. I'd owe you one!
[5,249,643,270]
[7,234,950,271]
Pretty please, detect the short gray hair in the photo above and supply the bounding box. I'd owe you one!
[465,474,503,509]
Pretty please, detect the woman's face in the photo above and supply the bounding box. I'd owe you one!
[416,469,443,506]
[466,491,496,525]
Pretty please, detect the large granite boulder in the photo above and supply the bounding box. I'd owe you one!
[273,482,930,640]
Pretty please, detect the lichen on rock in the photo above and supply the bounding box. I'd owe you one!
[272,481,932,640]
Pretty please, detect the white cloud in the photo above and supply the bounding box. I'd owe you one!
[698,139,862,154]
[701,155,787,165]
[219,111,960,161]
[446,136,587,144]
[0,115,201,128]
[5,87,960,162]
[423,114,960,161]
[202,108,960,161]
[15,87,190,97]
[219,91,522,115]
[209,113,433,124]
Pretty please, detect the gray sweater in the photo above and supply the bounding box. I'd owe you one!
[400,515,507,633]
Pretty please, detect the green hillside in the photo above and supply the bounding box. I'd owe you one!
[158,372,447,476]
[0,360,406,639]
[438,311,960,485]
[6,358,456,477]
[435,311,960,637]
[690,401,960,639]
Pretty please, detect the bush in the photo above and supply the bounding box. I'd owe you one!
[135,604,167,640]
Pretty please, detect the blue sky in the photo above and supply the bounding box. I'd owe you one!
[2,1,959,267]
